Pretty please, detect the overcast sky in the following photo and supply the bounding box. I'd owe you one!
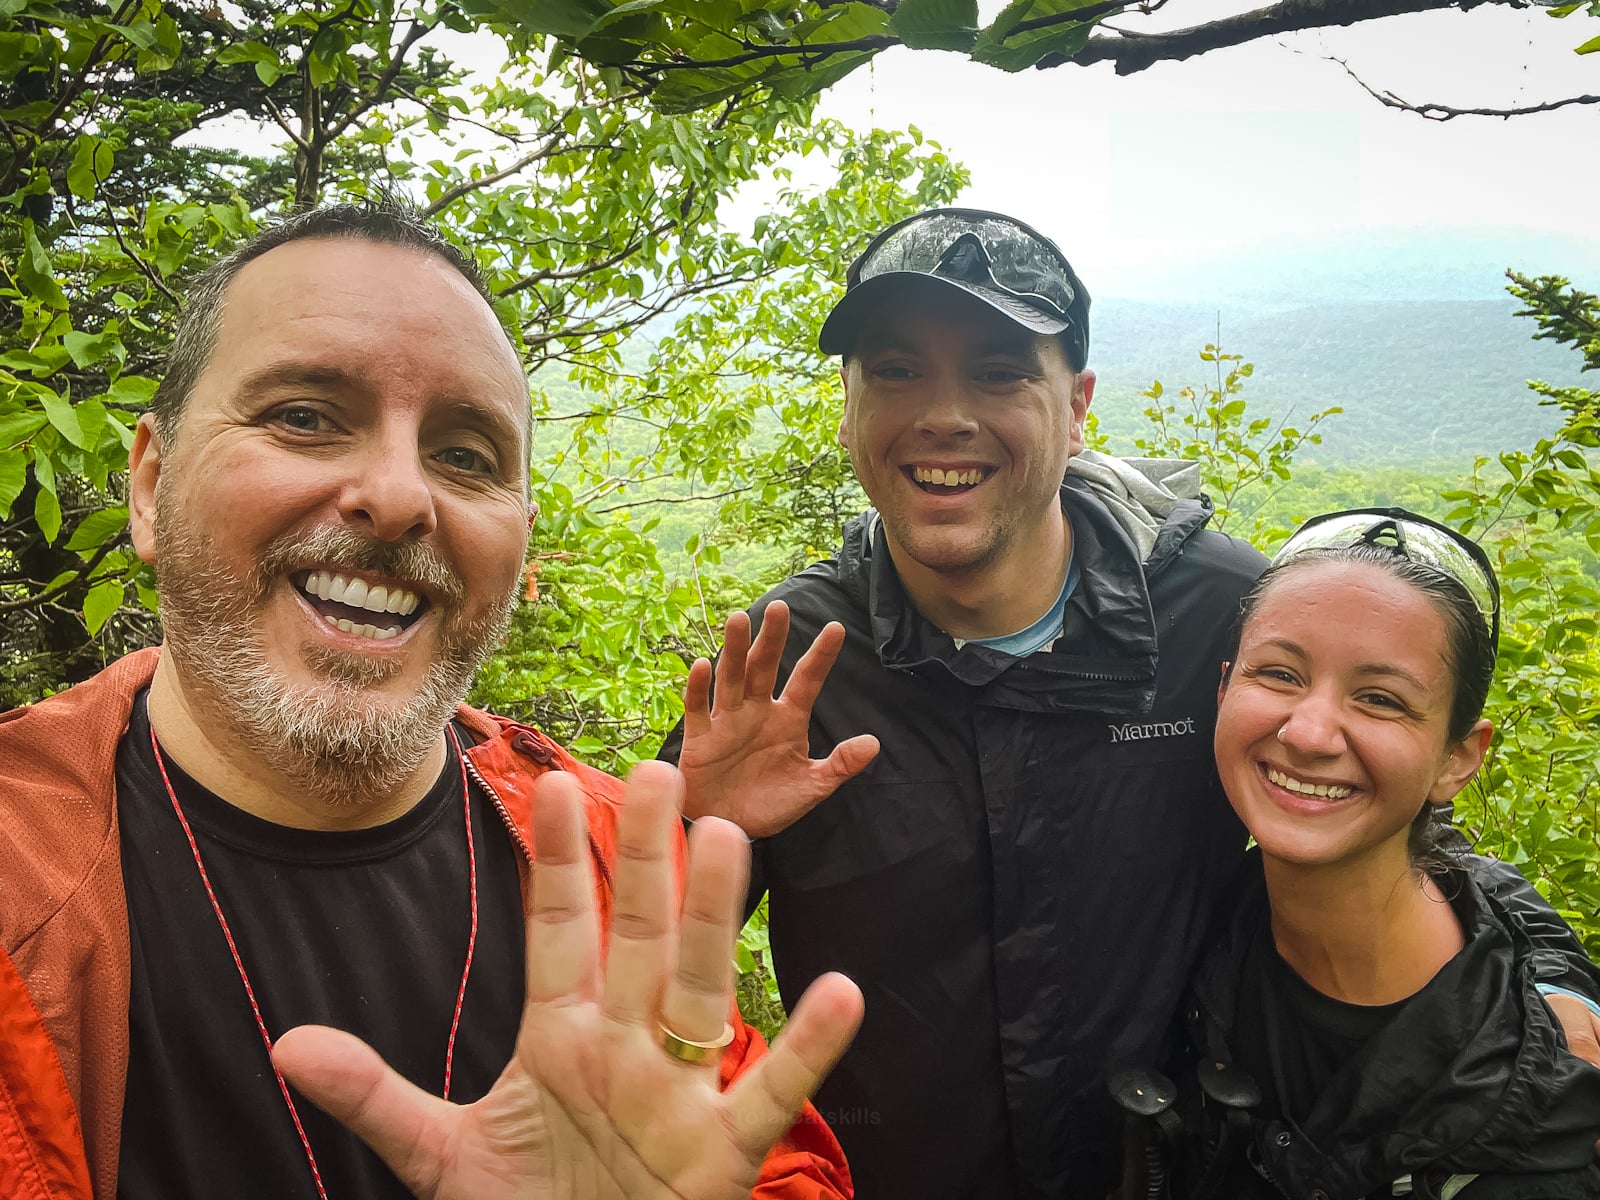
[750,0,1600,296]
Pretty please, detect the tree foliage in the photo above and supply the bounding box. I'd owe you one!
[1097,338,1340,544]
[1442,274,1600,958]
[479,0,1600,115]
[0,0,963,707]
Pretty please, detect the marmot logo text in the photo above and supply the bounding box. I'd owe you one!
[1109,717,1198,743]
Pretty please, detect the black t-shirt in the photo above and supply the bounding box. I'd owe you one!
[1232,910,1408,1126]
[116,692,526,1200]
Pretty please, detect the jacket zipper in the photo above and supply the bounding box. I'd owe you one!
[463,743,615,892]
[462,750,532,865]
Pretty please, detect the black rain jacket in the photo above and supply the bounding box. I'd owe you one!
[670,479,1264,1198]
[1164,857,1600,1200]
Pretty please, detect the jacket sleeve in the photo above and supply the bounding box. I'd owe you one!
[716,1009,854,1199]
[1462,849,1600,999]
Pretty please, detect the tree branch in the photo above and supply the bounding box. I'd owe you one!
[104,204,181,307]
[0,541,119,615]
[495,235,647,294]
[1331,56,1600,119]
[653,35,898,71]
[261,91,312,151]
[595,483,755,513]
[323,17,439,141]
[422,139,625,216]
[1051,0,1491,74]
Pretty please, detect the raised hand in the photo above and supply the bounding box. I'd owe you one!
[678,601,880,838]
[273,762,864,1200]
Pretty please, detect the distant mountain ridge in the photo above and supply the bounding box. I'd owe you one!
[1086,229,1599,465]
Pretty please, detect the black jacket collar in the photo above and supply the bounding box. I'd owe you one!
[835,477,1214,716]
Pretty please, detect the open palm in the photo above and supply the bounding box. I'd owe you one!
[678,601,879,838]
[274,762,863,1200]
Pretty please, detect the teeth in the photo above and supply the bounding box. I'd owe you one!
[914,467,984,486]
[326,615,401,641]
[1267,767,1353,800]
[300,571,420,616]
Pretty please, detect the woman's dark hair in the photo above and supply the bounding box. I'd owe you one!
[1230,542,1498,866]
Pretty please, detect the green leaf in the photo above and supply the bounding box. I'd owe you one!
[0,448,24,516]
[255,59,281,86]
[0,410,48,450]
[63,327,122,369]
[107,374,160,408]
[973,0,1096,71]
[216,41,274,65]
[488,0,611,38]
[83,578,124,636]
[66,505,130,552]
[67,135,116,201]
[39,389,88,449]
[1575,32,1600,53]
[307,48,340,87]
[74,396,110,450]
[888,0,980,51]
[17,221,68,309]
[592,0,668,30]
[108,20,160,51]
[35,484,62,544]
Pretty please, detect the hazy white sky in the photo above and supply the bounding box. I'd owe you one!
[778,1,1600,288]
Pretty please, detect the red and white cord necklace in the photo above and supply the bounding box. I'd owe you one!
[150,724,480,1200]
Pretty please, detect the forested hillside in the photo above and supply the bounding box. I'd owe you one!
[1091,298,1580,462]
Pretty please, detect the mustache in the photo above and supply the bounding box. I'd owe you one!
[256,525,466,608]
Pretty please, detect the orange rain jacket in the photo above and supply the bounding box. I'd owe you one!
[0,648,852,1200]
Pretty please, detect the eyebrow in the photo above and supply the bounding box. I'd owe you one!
[234,363,359,395]
[1254,637,1433,695]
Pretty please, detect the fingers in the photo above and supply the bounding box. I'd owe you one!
[697,602,796,720]
[743,601,791,707]
[822,733,880,788]
[776,619,845,713]
[526,772,603,1008]
[682,656,713,726]
[658,815,749,1051]
[273,1025,451,1197]
[724,973,864,1154]
[602,762,682,1028]
[712,610,752,715]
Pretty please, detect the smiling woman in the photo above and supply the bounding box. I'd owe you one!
[1116,510,1600,1199]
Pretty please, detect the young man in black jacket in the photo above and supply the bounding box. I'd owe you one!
[659,208,1600,1199]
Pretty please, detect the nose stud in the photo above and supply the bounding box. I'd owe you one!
[1277,724,1289,743]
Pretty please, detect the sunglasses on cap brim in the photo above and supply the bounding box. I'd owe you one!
[1274,507,1500,648]
[843,209,1089,366]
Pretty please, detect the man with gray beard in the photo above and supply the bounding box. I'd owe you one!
[0,203,861,1200]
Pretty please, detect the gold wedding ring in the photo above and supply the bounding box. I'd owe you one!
[659,1020,736,1065]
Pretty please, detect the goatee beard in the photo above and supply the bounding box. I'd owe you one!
[153,501,516,807]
